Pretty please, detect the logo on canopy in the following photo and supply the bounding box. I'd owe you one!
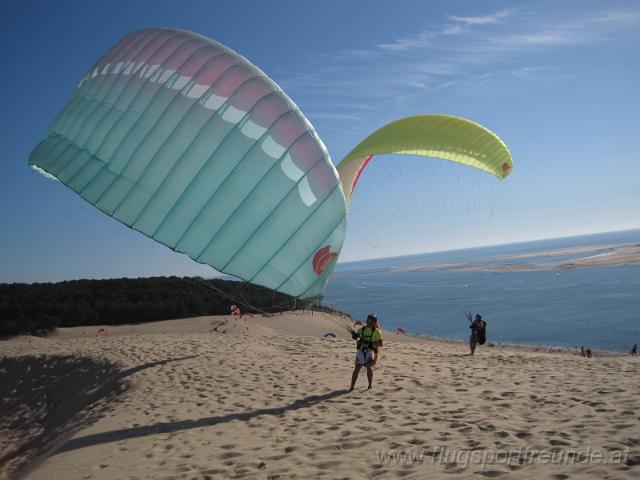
[312,245,337,276]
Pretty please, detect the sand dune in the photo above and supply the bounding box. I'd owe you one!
[1,312,638,479]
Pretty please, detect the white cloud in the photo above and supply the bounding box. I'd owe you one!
[307,112,363,121]
[379,9,514,52]
[508,65,555,79]
[278,7,640,125]
[378,31,435,52]
[448,10,512,26]
[586,10,640,25]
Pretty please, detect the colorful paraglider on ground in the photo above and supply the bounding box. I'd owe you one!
[29,28,513,300]
[323,332,337,338]
[353,320,364,327]
[96,328,107,336]
[395,327,406,335]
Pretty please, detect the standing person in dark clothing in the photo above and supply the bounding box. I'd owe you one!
[469,314,486,355]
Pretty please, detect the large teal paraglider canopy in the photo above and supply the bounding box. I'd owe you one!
[29,28,346,299]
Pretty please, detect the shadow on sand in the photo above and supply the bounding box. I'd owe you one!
[57,388,349,454]
[0,354,195,479]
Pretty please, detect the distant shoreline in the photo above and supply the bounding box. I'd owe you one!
[387,242,640,273]
[405,332,629,356]
[14,313,627,355]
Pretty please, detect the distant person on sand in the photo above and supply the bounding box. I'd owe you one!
[350,314,383,391]
[580,346,586,357]
[631,344,637,356]
[469,314,486,355]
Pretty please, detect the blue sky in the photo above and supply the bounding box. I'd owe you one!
[1,0,638,282]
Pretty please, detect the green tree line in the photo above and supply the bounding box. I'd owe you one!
[0,277,300,336]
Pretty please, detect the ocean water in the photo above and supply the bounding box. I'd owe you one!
[324,230,640,352]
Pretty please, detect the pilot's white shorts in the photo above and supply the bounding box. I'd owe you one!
[355,349,375,365]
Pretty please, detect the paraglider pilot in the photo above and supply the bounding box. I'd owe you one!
[469,314,486,355]
[350,314,383,391]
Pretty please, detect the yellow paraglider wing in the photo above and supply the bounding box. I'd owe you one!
[336,115,513,202]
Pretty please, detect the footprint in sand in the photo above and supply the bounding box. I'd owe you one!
[370,468,389,477]
[625,454,640,467]
[444,462,465,474]
[219,443,238,450]
[613,423,634,429]
[476,469,508,478]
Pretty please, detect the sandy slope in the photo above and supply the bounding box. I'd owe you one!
[1,312,638,479]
